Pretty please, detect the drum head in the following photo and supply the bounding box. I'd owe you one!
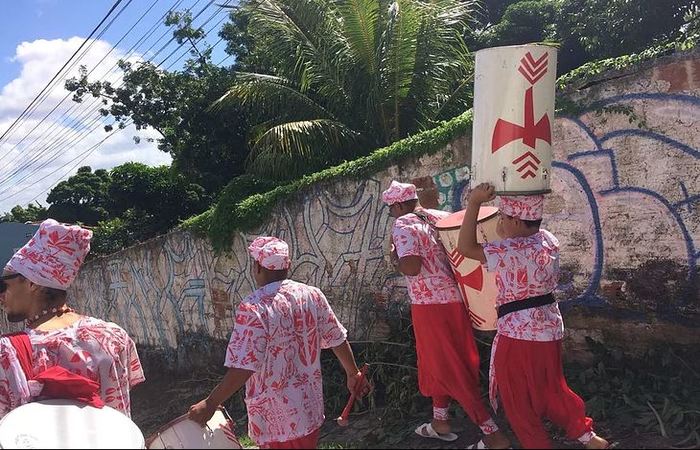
[0,400,145,449]
[146,407,241,449]
[435,206,499,230]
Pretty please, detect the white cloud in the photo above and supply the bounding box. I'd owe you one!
[0,37,171,212]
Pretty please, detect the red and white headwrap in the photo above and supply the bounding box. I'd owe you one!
[382,180,418,206]
[5,219,92,290]
[498,195,544,221]
[248,236,291,270]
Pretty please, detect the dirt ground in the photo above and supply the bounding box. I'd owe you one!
[130,373,680,449]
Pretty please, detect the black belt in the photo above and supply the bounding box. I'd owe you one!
[497,293,555,319]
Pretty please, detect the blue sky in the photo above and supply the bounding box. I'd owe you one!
[0,0,232,212]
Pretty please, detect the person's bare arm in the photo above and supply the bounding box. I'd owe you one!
[457,183,495,263]
[188,368,254,426]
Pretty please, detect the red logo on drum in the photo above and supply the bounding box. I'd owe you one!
[491,51,551,179]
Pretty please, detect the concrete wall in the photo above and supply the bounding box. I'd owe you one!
[35,50,699,365]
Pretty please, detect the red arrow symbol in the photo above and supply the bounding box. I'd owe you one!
[519,52,548,84]
[516,161,538,172]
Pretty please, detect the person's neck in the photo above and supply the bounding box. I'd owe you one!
[515,227,540,238]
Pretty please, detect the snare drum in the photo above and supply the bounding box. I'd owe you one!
[0,399,145,449]
[146,407,241,449]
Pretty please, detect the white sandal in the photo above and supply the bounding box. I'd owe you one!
[414,422,458,442]
[467,439,513,449]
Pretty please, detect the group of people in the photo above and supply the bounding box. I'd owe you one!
[0,179,611,449]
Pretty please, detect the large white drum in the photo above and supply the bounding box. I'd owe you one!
[0,400,145,449]
[146,407,242,449]
[436,206,501,331]
[471,44,558,195]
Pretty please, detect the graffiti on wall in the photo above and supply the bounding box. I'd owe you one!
[62,59,700,352]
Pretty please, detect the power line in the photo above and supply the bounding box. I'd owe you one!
[0,0,125,146]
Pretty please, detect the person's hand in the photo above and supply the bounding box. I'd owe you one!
[188,398,218,427]
[346,370,371,398]
[468,183,496,205]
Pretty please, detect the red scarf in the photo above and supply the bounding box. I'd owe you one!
[4,332,104,408]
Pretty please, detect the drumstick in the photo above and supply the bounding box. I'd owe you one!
[336,364,369,427]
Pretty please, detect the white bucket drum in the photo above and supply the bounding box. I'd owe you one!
[0,399,145,449]
[146,406,242,449]
[436,206,500,331]
[471,44,558,195]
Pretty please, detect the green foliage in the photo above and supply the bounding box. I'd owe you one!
[181,110,473,250]
[214,0,477,180]
[46,166,111,225]
[1,203,49,223]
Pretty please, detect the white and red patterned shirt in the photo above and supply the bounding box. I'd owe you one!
[225,280,347,446]
[392,209,462,305]
[482,229,564,342]
[0,316,145,419]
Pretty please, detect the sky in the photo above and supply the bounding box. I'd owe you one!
[0,0,232,213]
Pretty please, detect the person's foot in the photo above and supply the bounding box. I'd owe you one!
[430,418,451,435]
[482,430,511,449]
[585,435,611,449]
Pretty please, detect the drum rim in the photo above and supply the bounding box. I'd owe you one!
[144,405,232,447]
[475,44,558,55]
[435,206,499,231]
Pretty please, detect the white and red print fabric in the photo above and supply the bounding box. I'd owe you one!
[5,219,92,290]
[498,195,544,221]
[482,229,564,409]
[0,317,144,419]
[381,180,418,205]
[225,280,347,446]
[392,209,462,305]
[248,237,291,271]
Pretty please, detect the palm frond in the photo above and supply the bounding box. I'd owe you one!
[247,119,361,179]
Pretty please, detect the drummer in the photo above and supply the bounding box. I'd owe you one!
[0,219,145,418]
[382,180,510,448]
[188,236,368,449]
[457,185,610,449]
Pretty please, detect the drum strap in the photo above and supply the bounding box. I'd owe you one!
[496,293,555,318]
[1,332,105,408]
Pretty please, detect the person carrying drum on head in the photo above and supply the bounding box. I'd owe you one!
[188,236,369,450]
[458,185,611,449]
[0,219,145,419]
[382,180,510,449]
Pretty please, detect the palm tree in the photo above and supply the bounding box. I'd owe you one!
[216,0,477,180]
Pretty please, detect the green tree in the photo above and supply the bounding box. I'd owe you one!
[215,0,478,180]
[65,14,251,194]
[46,166,111,225]
[1,203,49,223]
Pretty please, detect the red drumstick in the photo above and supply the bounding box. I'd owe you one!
[336,364,369,427]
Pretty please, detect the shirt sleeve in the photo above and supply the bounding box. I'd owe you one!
[224,303,268,372]
[313,289,348,349]
[393,222,421,258]
[124,335,145,388]
[0,337,29,420]
[482,241,507,273]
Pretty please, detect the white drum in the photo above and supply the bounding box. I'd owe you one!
[471,44,558,195]
[0,400,145,449]
[146,407,241,449]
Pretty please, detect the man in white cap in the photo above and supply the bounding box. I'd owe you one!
[458,184,611,449]
[0,219,144,419]
[382,180,510,449]
[188,236,368,449]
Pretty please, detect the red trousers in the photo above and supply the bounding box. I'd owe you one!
[261,428,321,449]
[494,335,593,449]
[412,302,492,427]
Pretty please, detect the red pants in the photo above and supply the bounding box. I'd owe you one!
[261,428,321,449]
[494,336,593,449]
[412,302,492,428]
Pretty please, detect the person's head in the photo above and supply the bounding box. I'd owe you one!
[1,219,91,322]
[496,195,544,239]
[248,236,291,288]
[382,181,419,218]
